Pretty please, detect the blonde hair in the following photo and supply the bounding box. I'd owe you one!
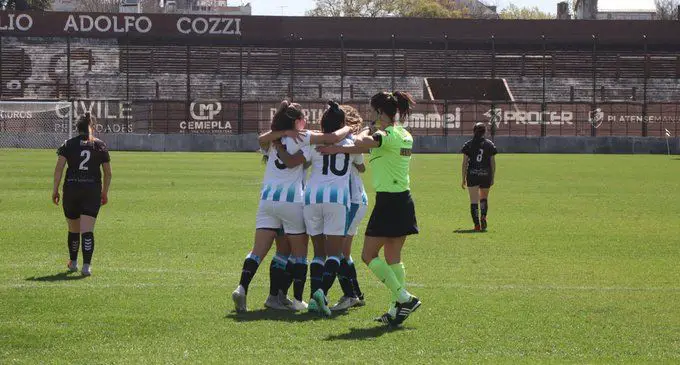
[340,105,364,134]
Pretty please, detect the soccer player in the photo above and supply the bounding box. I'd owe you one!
[461,122,497,231]
[291,101,359,316]
[352,91,422,326]
[259,140,295,305]
[231,101,351,313]
[330,105,367,311]
[52,113,112,277]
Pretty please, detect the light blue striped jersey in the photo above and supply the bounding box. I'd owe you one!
[304,137,356,206]
[349,152,368,205]
[260,135,311,203]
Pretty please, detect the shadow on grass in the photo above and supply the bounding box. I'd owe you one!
[25,272,87,282]
[324,324,407,341]
[225,309,349,323]
[454,229,486,234]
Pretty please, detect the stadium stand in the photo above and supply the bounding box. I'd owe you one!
[4,36,680,104]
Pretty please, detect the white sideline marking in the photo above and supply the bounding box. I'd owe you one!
[407,282,680,292]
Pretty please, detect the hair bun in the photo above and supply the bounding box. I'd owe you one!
[277,100,291,114]
[328,100,340,111]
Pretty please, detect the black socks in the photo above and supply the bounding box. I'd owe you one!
[81,232,94,265]
[339,257,363,298]
[239,253,260,294]
[321,256,341,296]
[471,203,480,226]
[68,232,79,261]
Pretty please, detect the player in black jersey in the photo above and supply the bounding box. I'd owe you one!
[52,113,112,276]
[461,123,497,231]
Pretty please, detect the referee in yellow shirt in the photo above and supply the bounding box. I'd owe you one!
[353,91,422,326]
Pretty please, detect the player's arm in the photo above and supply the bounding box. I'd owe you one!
[101,163,112,205]
[52,156,67,205]
[461,155,469,190]
[490,155,495,186]
[308,126,351,145]
[273,140,306,168]
[354,128,382,149]
[352,153,366,173]
[258,130,305,149]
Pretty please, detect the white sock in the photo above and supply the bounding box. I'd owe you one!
[388,303,397,318]
[396,288,411,304]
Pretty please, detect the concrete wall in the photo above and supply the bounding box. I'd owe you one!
[1,133,679,154]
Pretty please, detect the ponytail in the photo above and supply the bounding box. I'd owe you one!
[393,91,415,119]
[76,113,95,142]
[272,99,303,131]
[370,91,415,122]
[321,100,345,133]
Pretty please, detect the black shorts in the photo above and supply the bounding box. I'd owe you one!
[63,185,101,220]
[467,174,492,189]
[365,191,419,238]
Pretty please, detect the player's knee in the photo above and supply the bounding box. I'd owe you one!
[361,252,376,265]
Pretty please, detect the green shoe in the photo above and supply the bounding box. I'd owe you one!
[312,289,331,317]
[307,299,319,313]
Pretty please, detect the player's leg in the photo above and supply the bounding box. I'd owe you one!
[62,187,81,272]
[79,215,97,276]
[281,202,309,311]
[265,232,292,310]
[384,237,421,325]
[333,203,366,311]
[363,194,409,319]
[233,200,278,312]
[346,204,367,302]
[311,204,347,316]
[276,232,295,297]
[307,235,325,313]
[304,203,325,312]
[313,234,343,316]
[79,189,102,277]
[287,233,309,311]
[468,185,481,230]
[233,228,276,312]
[66,219,80,272]
[336,236,354,301]
[368,192,421,325]
[480,186,491,231]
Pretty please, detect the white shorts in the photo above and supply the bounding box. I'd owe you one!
[346,203,368,236]
[256,200,306,235]
[303,203,348,237]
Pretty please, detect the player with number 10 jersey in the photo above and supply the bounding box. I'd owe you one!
[232,100,352,314]
[303,101,361,316]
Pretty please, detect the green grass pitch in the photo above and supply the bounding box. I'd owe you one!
[1,150,679,364]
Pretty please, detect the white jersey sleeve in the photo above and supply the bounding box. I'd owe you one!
[353,153,365,165]
[349,151,368,205]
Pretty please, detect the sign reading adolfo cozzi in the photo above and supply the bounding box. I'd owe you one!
[0,11,242,37]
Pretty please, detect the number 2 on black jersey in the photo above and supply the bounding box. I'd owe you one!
[322,153,349,176]
[79,150,91,171]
